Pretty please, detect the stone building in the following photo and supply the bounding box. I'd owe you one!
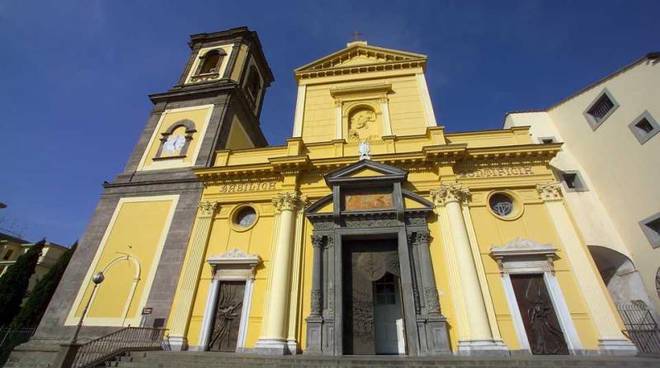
[11,27,646,365]
[0,232,68,294]
[505,53,660,318]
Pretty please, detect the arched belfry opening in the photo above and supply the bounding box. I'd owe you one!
[304,160,450,356]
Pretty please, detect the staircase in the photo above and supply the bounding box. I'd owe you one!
[102,351,659,368]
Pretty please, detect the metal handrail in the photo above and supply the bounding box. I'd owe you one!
[71,327,167,368]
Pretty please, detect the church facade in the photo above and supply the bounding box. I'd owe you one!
[25,27,639,360]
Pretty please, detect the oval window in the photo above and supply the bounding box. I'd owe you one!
[234,206,257,228]
[489,193,514,217]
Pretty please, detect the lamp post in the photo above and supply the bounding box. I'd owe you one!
[71,271,105,345]
[56,272,105,368]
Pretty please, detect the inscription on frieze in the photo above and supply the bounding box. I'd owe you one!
[459,165,534,178]
[219,181,276,193]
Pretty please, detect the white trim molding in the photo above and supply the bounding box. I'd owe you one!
[490,238,583,355]
[197,249,261,352]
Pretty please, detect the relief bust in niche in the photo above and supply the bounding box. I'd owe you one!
[348,106,379,142]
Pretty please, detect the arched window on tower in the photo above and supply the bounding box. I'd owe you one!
[196,49,226,75]
[246,66,261,103]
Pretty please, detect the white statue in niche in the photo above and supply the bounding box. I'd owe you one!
[348,107,378,142]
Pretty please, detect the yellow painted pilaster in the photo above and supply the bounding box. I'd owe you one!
[167,201,218,350]
[537,183,637,355]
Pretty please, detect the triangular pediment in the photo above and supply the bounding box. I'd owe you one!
[325,160,407,185]
[295,41,427,76]
[348,167,388,178]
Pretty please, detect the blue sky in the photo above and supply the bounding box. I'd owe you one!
[0,0,657,245]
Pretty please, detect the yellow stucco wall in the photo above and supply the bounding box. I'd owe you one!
[301,74,428,143]
[66,195,178,327]
[468,189,599,349]
[183,199,279,347]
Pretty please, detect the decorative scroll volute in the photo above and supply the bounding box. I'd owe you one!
[536,183,563,202]
[272,192,303,212]
[198,201,219,217]
[431,184,471,207]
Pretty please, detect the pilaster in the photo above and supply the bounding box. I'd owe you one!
[409,231,450,355]
[537,183,637,356]
[167,201,219,351]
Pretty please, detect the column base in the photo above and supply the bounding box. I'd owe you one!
[597,338,638,356]
[287,339,300,355]
[167,336,188,351]
[254,338,290,355]
[457,340,509,356]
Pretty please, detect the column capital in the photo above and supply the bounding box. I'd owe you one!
[431,184,471,206]
[311,234,324,248]
[272,192,303,212]
[198,201,219,217]
[537,182,563,202]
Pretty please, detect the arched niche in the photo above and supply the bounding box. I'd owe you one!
[343,102,382,142]
[154,119,197,160]
[87,254,141,326]
[588,245,655,311]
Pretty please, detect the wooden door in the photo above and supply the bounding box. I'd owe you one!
[343,240,400,355]
[511,274,569,355]
[208,281,245,352]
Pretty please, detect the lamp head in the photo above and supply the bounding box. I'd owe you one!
[92,272,105,285]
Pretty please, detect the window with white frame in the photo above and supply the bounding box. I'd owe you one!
[583,89,619,130]
[559,170,587,192]
[628,111,659,144]
[639,212,660,249]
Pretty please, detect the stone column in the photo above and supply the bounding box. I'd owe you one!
[305,234,324,354]
[413,231,450,354]
[537,183,637,355]
[255,192,302,354]
[432,184,506,355]
[168,201,218,351]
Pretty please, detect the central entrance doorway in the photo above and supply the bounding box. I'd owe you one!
[342,239,405,355]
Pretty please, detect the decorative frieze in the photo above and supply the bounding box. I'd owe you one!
[536,182,563,202]
[431,184,471,207]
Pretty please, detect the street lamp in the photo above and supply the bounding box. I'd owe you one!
[71,271,105,344]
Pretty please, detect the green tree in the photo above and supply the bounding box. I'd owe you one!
[0,239,45,327]
[10,242,77,329]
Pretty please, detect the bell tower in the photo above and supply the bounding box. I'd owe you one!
[120,26,273,176]
[34,27,275,344]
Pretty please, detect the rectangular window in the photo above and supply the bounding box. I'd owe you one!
[3,249,13,260]
[628,111,659,144]
[560,170,587,192]
[639,212,660,249]
[583,89,619,130]
[587,95,614,121]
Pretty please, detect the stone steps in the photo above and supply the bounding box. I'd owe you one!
[100,351,660,368]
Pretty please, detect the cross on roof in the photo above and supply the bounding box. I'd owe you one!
[351,31,363,41]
